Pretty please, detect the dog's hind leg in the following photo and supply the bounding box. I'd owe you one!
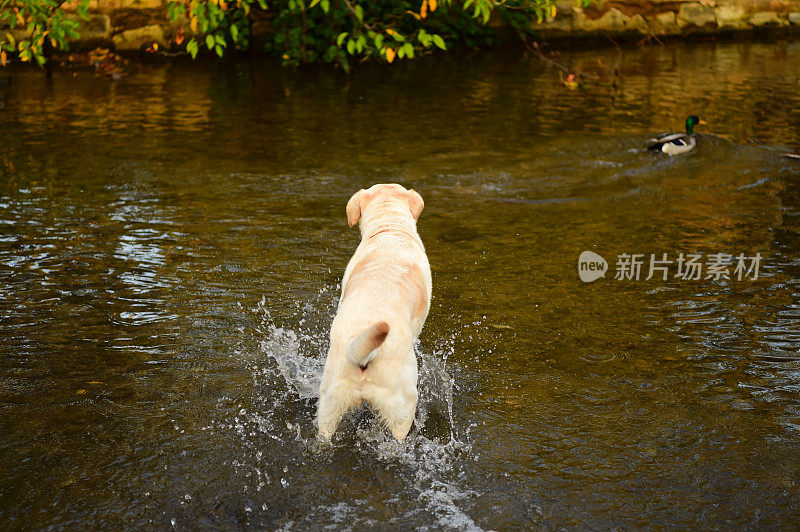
[387,386,418,440]
[316,381,358,441]
[366,382,418,441]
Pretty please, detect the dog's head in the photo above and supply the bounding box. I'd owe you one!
[346,184,424,228]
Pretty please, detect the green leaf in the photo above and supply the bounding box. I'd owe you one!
[374,34,383,49]
[346,38,355,55]
[321,0,329,13]
[230,24,239,42]
[336,32,348,47]
[403,42,413,59]
[354,4,363,22]
[338,51,350,73]
[432,34,446,50]
[206,34,215,50]
[187,39,199,59]
[417,30,430,47]
[215,44,224,57]
[215,33,226,46]
[323,44,337,62]
[309,0,320,6]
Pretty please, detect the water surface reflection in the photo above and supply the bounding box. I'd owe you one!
[1,39,800,529]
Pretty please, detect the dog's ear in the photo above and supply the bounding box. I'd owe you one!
[406,189,424,222]
[346,190,364,227]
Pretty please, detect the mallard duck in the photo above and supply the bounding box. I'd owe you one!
[647,115,704,155]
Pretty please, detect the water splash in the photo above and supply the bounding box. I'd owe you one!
[224,287,481,529]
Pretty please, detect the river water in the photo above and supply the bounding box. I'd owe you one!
[2,38,800,529]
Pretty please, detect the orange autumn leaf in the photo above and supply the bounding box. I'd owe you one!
[428,0,437,11]
[0,51,6,67]
[190,16,199,34]
[420,0,427,18]
[549,4,556,18]
[385,47,396,63]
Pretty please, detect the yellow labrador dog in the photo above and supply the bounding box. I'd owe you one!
[317,184,431,441]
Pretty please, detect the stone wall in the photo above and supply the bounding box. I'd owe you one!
[2,0,173,51]
[530,0,800,39]
[5,0,800,54]
[57,0,172,50]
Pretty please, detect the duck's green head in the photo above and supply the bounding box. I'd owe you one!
[685,115,702,134]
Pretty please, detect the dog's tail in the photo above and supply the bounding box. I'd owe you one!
[346,321,390,369]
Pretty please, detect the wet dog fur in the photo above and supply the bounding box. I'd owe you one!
[317,184,431,441]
